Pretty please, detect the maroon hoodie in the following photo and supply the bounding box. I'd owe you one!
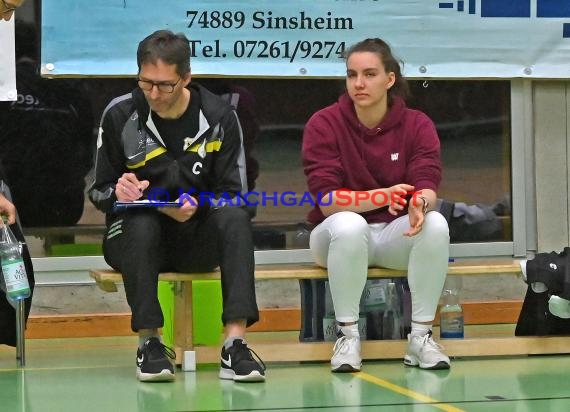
[302,93,442,225]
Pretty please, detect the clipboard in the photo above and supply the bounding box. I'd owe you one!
[113,200,182,211]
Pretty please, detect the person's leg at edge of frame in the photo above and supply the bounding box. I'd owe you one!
[309,211,369,373]
[103,210,176,382]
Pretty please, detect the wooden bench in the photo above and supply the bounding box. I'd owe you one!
[87,259,570,365]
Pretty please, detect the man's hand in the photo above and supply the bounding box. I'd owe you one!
[1,0,24,22]
[159,196,198,222]
[0,193,16,225]
[115,173,150,202]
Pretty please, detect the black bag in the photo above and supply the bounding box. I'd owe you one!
[299,279,327,341]
[438,199,503,242]
[515,248,570,336]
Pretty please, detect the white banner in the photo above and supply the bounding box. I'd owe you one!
[0,18,17,101]
[41,0,570,79]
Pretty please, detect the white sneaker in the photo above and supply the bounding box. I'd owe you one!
[331,335,362,372]
[404,331,450,370]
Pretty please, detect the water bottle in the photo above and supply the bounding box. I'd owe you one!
[382,282,402,340]
[0,217,31,300]
[439,279,464,339]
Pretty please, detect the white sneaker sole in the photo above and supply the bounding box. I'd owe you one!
[219,368,266,382]
[404,355,450,370]
[331,363,362,373]
[137,367,175,382]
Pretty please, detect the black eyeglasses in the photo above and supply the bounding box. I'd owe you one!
[1,0,17,14]
[137,77,181,94]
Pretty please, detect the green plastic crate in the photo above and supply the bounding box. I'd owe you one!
[157,279,223,347]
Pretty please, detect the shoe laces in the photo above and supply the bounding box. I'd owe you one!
[146,338,176,361]
[333,335,358,355]
[231,340,267,372]
[417,331,444,353]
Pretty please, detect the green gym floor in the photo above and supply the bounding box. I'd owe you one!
[1,336,570,412]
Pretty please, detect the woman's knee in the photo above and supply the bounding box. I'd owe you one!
[310,212,369,268]
[423,211,450,243]
[327,211,369,241]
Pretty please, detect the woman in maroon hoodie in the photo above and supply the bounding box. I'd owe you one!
[302,38,450,372]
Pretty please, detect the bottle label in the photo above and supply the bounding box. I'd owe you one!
[323,316,337,342]
[441,330,464,338]
[1,258,30,294]
[362,280,387,310]
[440,312,464,339]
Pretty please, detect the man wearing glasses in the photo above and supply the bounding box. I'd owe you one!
[88,30,265,383]
[1,0,23,21]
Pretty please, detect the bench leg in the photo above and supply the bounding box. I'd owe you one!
[173,281,193,365]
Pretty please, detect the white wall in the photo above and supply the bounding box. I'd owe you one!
[533,81,570,252]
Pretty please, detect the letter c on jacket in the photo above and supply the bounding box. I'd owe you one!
[192,162,203,175]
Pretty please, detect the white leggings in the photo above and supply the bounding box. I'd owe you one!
[309,211,450,323]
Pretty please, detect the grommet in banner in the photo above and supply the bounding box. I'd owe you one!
[419,65,427,74]
[45,63,55,71]
[523,67,532,75]
[299,67,307,75]
[6,91,16,100]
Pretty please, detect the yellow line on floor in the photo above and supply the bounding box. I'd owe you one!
[355,372,465,412]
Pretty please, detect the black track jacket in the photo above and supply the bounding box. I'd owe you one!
[88,83,248,220]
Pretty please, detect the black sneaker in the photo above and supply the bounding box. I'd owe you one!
[136,337,176,382]
[219,339,266,382]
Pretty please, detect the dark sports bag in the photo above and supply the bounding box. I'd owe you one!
[515,248,570,336]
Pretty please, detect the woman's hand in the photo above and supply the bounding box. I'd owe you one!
[387,184,414,215]
[404,201,425,237]
[404,192,433,237]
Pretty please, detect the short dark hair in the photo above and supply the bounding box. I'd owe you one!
[137,30,191,77]
[345,38,409,103]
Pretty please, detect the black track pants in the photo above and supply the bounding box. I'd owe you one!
[103,207,258,332]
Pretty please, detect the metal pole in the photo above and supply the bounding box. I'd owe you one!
[16,298,25,367]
